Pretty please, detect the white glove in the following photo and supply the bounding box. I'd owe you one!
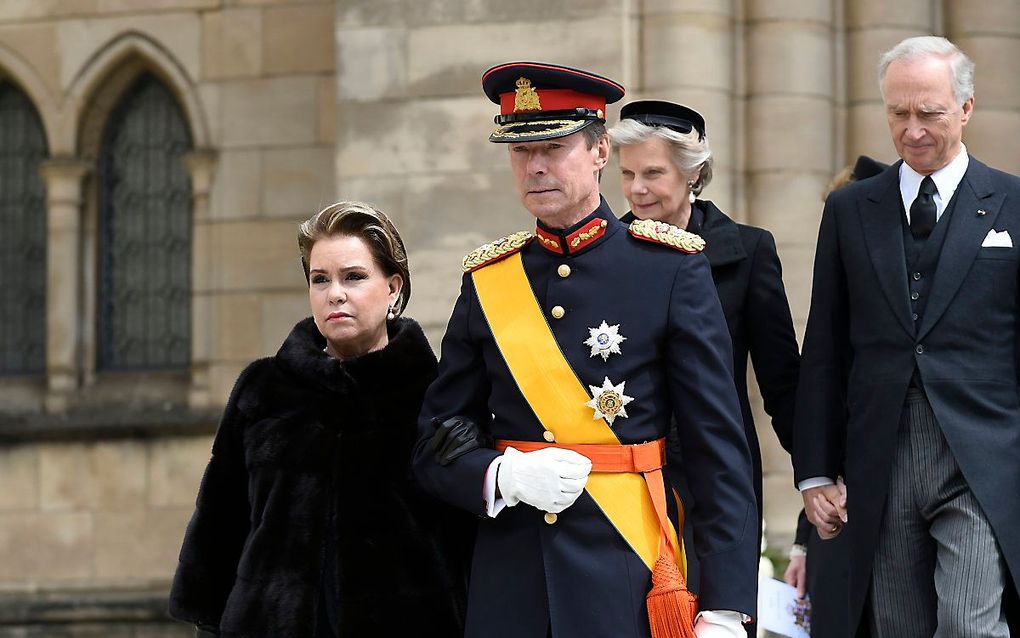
[694,610,745,638]
[496,446,592,513]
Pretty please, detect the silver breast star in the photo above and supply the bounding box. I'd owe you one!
[585,377,634,426]
[584,321,627,361]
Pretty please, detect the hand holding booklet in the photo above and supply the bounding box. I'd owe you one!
[757,577,811,638]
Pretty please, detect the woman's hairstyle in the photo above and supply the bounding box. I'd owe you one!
[298,201,411,318]
[608,119,714,196]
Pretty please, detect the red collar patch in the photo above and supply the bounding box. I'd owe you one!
[534,218,609,255]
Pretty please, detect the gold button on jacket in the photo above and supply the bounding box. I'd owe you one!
[551,305,565,319]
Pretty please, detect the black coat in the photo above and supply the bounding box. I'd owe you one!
[794,157,1020,634]
[624,201,800,512]
[169,317,471,637]
[626,201,800,635]
[688,200,800,501]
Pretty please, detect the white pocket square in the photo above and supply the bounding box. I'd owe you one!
[982,229,1013,248]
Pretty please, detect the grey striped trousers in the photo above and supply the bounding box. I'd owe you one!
[869,388,1009,638]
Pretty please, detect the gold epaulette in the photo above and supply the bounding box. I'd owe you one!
[628,218,705,254]
[462,231,534,273]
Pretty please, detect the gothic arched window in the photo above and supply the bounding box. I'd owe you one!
[98,74,192,371]
[0,81,48,375]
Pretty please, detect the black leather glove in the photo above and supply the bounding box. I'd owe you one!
[431,416,491,466]
[196,623,219,637]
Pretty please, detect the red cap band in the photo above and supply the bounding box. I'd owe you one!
[500,89,606,116]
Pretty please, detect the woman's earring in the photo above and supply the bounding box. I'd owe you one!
[387,305,396,321]
[688,180,697,204]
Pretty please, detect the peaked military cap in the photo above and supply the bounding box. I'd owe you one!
[482,61,625,143]
[619,100,707,141]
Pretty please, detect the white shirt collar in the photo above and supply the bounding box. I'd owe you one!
[899,144,969,222]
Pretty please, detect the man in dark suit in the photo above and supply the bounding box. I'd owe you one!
[795,36,1020,637]
[413,62,758,638]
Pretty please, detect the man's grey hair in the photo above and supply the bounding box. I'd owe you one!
[607,119,714,196]
[878,36,975,106]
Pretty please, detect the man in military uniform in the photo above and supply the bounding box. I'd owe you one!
[412,62,758,638]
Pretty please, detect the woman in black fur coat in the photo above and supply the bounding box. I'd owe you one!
[169,202,471,637]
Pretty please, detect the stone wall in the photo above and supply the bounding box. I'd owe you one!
[0,0,336,632]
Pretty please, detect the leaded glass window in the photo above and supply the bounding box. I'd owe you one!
[0,81,48,376]
[98,74,192,371]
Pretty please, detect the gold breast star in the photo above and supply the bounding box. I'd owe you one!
[584,321,627,361]
[585,377,634,426]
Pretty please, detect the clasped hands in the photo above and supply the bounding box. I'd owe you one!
[802,477,848,539]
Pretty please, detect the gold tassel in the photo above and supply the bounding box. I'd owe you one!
[647,554,698,638]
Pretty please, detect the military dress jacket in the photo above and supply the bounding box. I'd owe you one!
[793,158,1020,633]
[413,198,758,638]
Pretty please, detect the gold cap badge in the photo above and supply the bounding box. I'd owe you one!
[514,77,542,112]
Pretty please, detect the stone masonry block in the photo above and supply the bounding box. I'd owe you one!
[746,0,833,24]
[404,18,622,98]
[847,28,925,102]
[208,219,303,291]
[201,8,262,80]
[97,0,218,12]
[946,0,1020,36]
[336,26,407,102]
[846,0,934,30]
[56,13,201,91]
[0,0,98,23]
[210,150,263,220]
[747,23,834,97]
[641,14,733,93]
[211,293,264,362]
[0,22,61,97]
[148,436,213,508]
[336,96,501,178]
[956,36,1020,109]
[94,508,192,581]
[745,172,832,247]
[260,146,336,218]
[262,4,336,75]
[260,292,309,356]
[39,441,146,511]
[339,0,621,28]
[0,511,93,581]
[210,361,247,406]
[747,96,834,172]
[318,76,335,143]
[965,110,1020,176]
[0,444,38,511]
[642,0,730,16]
[846,104,897,162]
[220,76,318,148]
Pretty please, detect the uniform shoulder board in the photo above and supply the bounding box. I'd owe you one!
[462,231,534,273]
[628,218,705,254]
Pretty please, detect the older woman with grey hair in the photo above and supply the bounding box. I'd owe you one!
[609,101,801,633]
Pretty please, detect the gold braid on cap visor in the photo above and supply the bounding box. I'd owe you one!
[490,119,590,141]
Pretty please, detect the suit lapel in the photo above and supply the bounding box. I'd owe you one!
[860,163,914,336]
[916,158,1005,340]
